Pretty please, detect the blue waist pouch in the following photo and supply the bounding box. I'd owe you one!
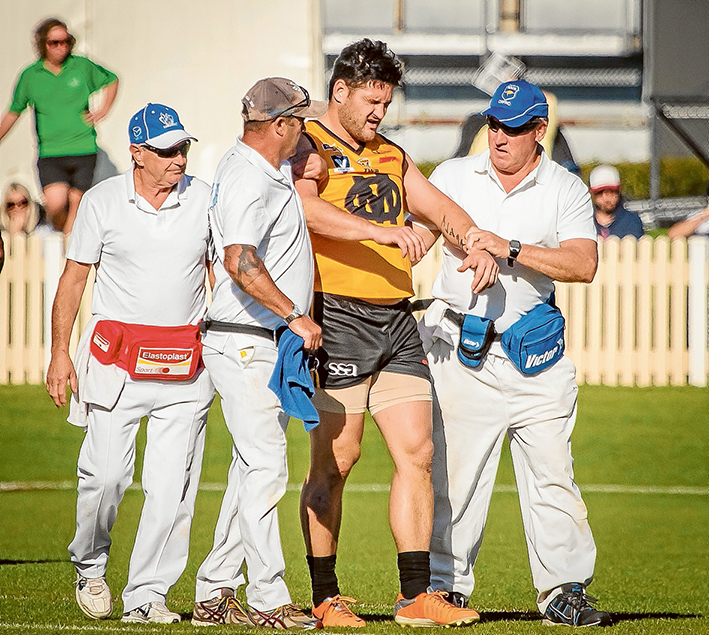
[500,300,565,375]
[448,310,495,369]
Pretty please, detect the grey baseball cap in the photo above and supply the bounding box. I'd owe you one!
[241,77,327,122]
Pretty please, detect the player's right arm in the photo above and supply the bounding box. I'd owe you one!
[295,177,427,264]
[46,260,92,407]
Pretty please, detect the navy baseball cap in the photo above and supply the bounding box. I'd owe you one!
[482,79,548,127]
[128,103,197,149]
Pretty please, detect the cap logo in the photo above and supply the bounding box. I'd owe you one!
[132,126,142,138]
[158,112,175,128]
[498,84,519,106]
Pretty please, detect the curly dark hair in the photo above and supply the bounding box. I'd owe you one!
[34,18,75,60]
[328,38,403,99]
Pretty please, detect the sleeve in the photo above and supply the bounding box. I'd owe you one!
[8,70,31,114]
[557,176,598,243]
[82,57,118,93]
[65,194,103,264]
[290,132,318,181]
[217,178,272,250]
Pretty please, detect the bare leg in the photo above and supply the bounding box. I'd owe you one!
[372,400,433,552]
[65,188,85,234]
[42,182,70,232]
[300,410,365,556]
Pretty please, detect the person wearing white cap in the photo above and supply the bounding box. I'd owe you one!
[191,77,325,629]
[46,103,214,624]
[589,164,644,240]
[419,79,611,627]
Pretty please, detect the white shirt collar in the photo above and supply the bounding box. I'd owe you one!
[234,137,292,186]
[125,168,189,214]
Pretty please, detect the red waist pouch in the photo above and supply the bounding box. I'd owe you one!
[90,320,202,381]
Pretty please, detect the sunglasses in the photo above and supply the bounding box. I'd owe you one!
[47,38,71,47]
[275,86,310,119]
[487,116,539,136]
[142,141,190,158]
[6,199,29,210]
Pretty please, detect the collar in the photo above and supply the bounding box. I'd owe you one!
[234,137,291,186]
[125,168,187,214]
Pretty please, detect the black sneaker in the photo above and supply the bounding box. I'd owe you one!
[542,583,611,627]
[443,591,468,609]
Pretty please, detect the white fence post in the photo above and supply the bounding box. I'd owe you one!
[687,236,708,387]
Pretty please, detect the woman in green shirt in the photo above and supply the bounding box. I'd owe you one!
[0,18,118,234]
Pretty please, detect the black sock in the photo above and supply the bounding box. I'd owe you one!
[307,555,340,606]
[398,551,431,600]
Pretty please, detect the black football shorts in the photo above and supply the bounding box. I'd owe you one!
[313,292,431,389]
[37,153,97,192]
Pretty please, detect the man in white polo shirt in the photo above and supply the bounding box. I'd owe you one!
[417,80,612,627]
[46,103,214,624]
[191,78,325,629]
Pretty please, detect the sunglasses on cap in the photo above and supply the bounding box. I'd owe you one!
[141,141,191,158]
[6,199,29,210]
[276,86,311,119]
[487,116,540,136]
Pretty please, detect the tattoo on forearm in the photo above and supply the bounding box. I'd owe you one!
[440,215,466,250]
[235,245,265,290]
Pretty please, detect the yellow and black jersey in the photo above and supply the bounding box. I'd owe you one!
[302,120,414,300]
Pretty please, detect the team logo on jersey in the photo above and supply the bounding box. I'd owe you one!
[332,155,354,173]
[344,175,401,224]
[159,112,176,128]
[68,77,80,88]
[498,84,519,106]
[357,157,378,173]
[379,156,396,163]
[322,142,343,153]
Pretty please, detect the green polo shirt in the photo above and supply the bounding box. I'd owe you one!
[10,56,117,158]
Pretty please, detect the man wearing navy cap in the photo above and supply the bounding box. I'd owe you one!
[418,79,611,627]
[47,103,214,624]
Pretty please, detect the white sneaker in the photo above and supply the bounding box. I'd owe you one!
[122,601,181,624]
[75,574,113,619]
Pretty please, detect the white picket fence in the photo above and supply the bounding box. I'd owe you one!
[1,232,708,386]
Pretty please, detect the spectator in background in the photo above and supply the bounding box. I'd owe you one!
[589,164,644,240]
[668,185,709,239]
[1,182,40,236]
[0,18,118,234]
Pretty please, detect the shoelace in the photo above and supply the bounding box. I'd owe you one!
[328,596,358,615]
[560,588,599,611]
[427,590,471,618]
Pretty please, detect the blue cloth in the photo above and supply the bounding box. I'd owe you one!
[594,204,644,240]
[268,329,319,431]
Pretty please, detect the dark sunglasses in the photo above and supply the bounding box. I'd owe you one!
[275,86,310,119]
[142,141,190,158]
[487,116,539,136]
[47,38,71,47]
[6,199,29,210]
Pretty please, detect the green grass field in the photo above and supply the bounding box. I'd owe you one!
[0,384,707,634]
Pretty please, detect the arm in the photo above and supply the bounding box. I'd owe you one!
[0,234,4,273]
[84,79,119,126]
[224,243,321,350]
[467,229,598,283]
[46,260,92,407]
[404,155,499,291]
[294,177,427,263]
[0,111,20,144]
[668,207,709,240]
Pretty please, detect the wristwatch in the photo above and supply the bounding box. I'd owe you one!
[284,304,304,324]
[507,240,521,267]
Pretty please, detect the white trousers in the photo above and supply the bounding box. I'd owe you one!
[195,333,291,612]
[425,336,596,611]
[68,369,214,612]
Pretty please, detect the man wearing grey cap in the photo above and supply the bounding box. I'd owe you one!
[46,103,214,623]
[418,79,611,627]
[192,77,325,629]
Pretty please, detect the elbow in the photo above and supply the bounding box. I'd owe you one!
[579,257,598,284]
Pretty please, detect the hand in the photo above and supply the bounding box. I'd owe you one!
[457,248,499,293]
[371,225,428,264]
[83,110,105,126]
[288,315,322,351]
[465,227,510,259]
[46,350,77,408]
[302,153,327,182]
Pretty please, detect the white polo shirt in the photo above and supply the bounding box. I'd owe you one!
[67,169,210,326]
[207,137,314,330]
[429,150,596,331]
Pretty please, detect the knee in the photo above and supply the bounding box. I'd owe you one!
[303,448,360,510]
[397,436,434,476]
